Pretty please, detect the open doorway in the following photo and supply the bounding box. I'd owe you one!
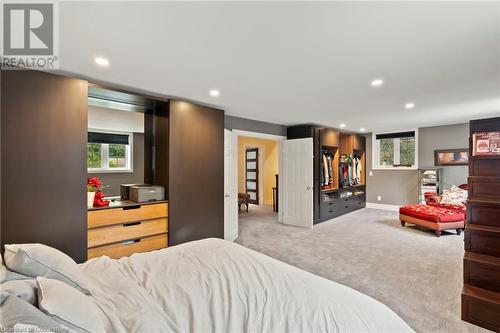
[236,132,282,225]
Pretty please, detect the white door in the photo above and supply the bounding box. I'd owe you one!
[283,138,313,228]
[224,129,238,241]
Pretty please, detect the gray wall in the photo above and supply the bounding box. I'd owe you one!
[365,123,469,206]
[89,133,144,197]
[225,115,287,136]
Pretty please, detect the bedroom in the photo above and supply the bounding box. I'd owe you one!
[1,1,499,333]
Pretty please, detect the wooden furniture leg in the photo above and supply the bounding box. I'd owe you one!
[401,221,406,227]
[456,228,462,235]
[435,230,442,237]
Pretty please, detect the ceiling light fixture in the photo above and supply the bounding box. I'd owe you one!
[370,79,384,87]
[94,57,110,66]
[405,102,415,109]
[339,123,346,128]
[209,89,220,97]
[360,128,366,132]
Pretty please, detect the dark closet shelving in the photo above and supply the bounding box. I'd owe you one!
[287,125,366,224]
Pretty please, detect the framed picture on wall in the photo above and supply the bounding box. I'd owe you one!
[434,148,469,166]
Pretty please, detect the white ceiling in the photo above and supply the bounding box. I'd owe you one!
[59,1,500,132]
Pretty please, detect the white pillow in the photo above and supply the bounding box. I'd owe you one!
[0,279,37,305]
[3,244,90,295]
[37,277,108,333]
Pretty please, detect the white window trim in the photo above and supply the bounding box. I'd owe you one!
[372,129,418,171]
[88,129,134,174]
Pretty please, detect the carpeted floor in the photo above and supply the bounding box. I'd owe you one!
[236,205,489,333]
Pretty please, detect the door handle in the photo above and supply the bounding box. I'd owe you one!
[306,186,311,190]
[225,194,230,198]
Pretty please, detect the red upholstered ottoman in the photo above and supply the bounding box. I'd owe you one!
[399,204,465,237]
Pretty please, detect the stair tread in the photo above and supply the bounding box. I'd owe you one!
[468,197,500,205]
[465,251,500,266]
[467,224,500,233]
[463,285,500,304]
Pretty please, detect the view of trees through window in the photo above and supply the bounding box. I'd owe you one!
[109,144,126,168]
[87,143,128,170]
[379,138,394,166]
[87,143,101,168]
[377,135,415,168]
[399,137,415,166]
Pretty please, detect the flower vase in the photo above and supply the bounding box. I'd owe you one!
[87,192,96,208]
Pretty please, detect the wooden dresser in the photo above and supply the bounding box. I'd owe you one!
[462,117,500,331]
[87,201,168,259]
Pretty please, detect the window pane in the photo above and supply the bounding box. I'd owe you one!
[400,137,415,166]
[247,171,256,179]
[379,138,394,166]
[87,143,102,168]
[109,144,126,168]
[246,161,256,169]
[246,151,257,159]
[247,182,256,190]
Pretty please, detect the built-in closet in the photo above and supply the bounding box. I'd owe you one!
[1,70,224,262]
[287,125,366,224]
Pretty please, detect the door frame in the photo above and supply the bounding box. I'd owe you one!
[232,130,286,223]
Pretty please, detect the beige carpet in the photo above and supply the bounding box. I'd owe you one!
[236,205,490,333]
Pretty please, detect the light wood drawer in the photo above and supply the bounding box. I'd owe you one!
[88,218,168,248]
[88,203,168,228]
[87,234,167,259]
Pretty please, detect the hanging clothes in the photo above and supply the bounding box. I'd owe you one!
[322,153,330,186]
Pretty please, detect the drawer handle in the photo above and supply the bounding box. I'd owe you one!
[329,202,333,206]
[123,222,141,227]
[123,205,141,211]
[345,206,349,209]
[329,210,333,213]
[344,198,349,201]
[122,239,141,245]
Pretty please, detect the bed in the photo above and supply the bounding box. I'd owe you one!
[1,238,413,332]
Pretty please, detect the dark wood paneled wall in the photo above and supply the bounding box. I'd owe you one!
[168,101,224,245]
[1,70,88,262]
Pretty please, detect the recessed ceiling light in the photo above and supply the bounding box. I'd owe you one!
[339,123,346,128]
[209,89,220,97]
[405,102,415,109]
[360,128,366,132]
[94,57,110,66]
[370,79,384,87]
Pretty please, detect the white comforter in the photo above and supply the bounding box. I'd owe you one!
[81,238,413,333]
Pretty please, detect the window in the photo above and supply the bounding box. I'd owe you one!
[87,131,133,173]
[373,130,417,170]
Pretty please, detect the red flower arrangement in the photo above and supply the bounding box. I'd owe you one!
[87,177,102,192]
[87,177,109,207]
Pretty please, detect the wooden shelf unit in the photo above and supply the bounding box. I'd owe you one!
[462,116,500,331]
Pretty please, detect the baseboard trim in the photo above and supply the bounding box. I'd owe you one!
[366,202,400,212]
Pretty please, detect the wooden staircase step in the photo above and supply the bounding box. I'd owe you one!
[464,252,500,293]
[465,225,500,258]
[462,285,500,332]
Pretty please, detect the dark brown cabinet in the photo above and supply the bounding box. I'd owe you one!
[168,101,224,245]
[462,117,500,331]
[1,70,88,262]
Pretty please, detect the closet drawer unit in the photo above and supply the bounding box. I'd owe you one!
[88,218,168,248]
[87,234,167,260]
[320,202,342,220]
[88,202,168,228]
